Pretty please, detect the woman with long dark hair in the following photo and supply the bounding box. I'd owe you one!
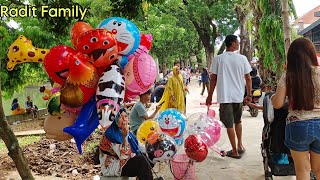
[272,37,320,180]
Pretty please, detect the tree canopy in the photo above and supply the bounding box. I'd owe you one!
[0,0,299,98]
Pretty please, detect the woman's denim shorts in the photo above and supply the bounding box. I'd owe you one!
[285,119,320,153]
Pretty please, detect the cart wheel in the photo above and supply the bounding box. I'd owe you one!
[250,108,259,117]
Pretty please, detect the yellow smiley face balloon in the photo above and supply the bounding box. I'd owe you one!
[6,35,49,71]
[136,120,161,144]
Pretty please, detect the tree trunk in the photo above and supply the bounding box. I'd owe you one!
[188,16,216,69]
[235,5,252,61]
[281,0,291,58]
[183,58,187,68]
[196,55,202,71]
[204,47,214,68]
[217,43,225,55]
[0,93,34,179]
[161,62,167,76]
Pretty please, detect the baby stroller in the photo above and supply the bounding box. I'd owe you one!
[261,93,316,180]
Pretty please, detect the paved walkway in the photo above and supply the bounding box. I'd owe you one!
[14,130,45,137]
[8,77,297,180]
[153,78,296,180]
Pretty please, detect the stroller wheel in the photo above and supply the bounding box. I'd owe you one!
[311,171,317,180]
[265,177,273,180]
[263,156,273,180]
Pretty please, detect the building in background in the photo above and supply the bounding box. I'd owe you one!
[293,5,320,33]
[297,5,320,54]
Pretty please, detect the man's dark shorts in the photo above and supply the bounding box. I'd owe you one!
[219,103,243,128]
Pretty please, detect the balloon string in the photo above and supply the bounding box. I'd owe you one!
[209,146,224,156]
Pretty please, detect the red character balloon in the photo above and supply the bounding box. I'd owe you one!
[70,21,93,48]
[76,29,119,71]
[45,45,99,108]
[44,45,74,85]
[60,52,99,108]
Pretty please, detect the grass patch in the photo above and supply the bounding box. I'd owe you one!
[0,135,43,153]
[83,140,99,154]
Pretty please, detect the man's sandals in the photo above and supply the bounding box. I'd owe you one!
[225,149,246,159]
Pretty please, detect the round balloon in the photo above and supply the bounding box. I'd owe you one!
[76,29,118,69]
[98,17,141,56]
[124,53,157,94]
[137,120,161,144]
[146,133,177,163]
[70,21,93,48]
[123,88,140,102]
[184,134,208,162]
[7,35,49,71]
[44,112,77,141]
[157,108,186,138]
[187,113,225,148]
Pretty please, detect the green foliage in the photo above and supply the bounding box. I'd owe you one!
[259,14,285,70]
[0,24,54,99]
[32,0,83,35]
[137,0,199,67]
[0,0,247,97]
[109,0,165,19]
[256,0,285,75]
[83,139,99,154]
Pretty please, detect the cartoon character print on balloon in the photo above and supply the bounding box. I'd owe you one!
[6,35,49,71]
[96,62,125,128]
[76,29,119,72]
[157,109,185,137]
[98,17,140,57]
[136,120,160,144]
[157,109,186,145]
[146,133,177,164]
[44,45,99,108]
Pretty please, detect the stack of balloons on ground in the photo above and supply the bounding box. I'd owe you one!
[135,108,226,179]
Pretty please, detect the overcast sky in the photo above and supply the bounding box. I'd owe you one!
[293,0,320,17]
